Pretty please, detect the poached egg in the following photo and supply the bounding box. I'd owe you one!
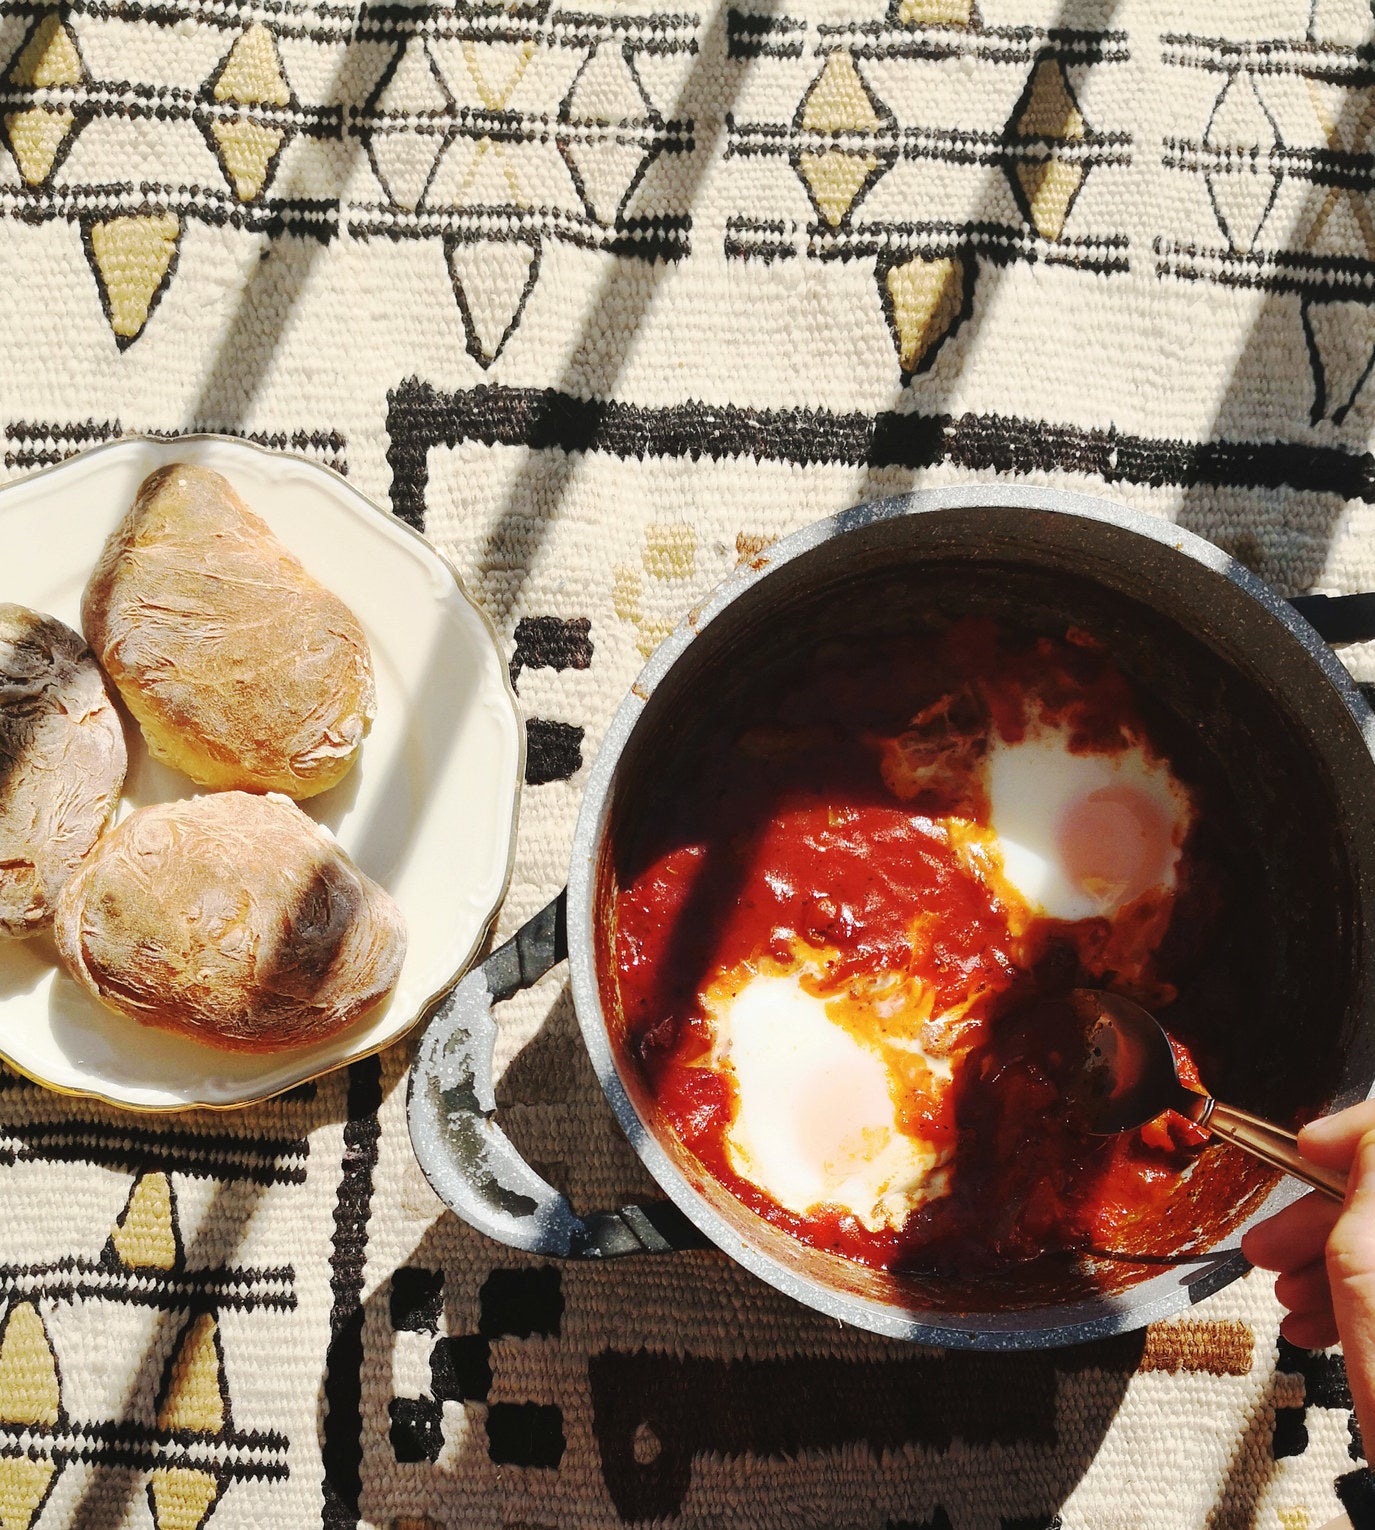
[982,725,1191,923]
[703,969,952,1232]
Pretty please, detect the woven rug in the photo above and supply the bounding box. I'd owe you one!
[3,0,1375,1524]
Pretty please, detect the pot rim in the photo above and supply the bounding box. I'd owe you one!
[567,483,1375,1348]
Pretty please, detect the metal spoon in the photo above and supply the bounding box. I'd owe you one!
[1071,989,1347,1203]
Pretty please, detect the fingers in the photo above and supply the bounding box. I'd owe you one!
[1245,1195,1343,1361]
[1326,1133,1375,1449]
[1246,1119,1375,1458]
[1253,1243,1341,1353]
[1280,1307,1341,1351]
[1329,1132,1375,1282]
[1299,1101,1375,1171]
[1273,1260,1339,1350]
[1275,1258,1337,1315]
[1242,1190,1342,1273]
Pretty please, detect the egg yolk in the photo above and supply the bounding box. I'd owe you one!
[983,730,1189,924]
[1057,783,1177,908]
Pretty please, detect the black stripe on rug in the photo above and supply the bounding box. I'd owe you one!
[0,1121,309,1185]
[384,379,1375,531]
[321,1056,384,1530]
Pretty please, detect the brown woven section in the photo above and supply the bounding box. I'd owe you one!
[1139,1321,1255,1378]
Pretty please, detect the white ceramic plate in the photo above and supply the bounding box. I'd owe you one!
[0,436,523,1110]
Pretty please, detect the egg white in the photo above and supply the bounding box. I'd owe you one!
[704,970,951,1232]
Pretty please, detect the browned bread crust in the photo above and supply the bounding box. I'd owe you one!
[82,463,375,799]
[53,791,406,1052]
[0,604,127,937]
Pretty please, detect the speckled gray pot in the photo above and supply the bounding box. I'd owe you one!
[410,484,1375,1350]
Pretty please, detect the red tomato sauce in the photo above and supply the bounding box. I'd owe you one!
[610,618,1219,1283]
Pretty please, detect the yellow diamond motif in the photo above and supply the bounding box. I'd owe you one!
[3,14,82,187]
[87,214,181,345]
[211,118,283,201]
[897,0,972,21]
[0,1457,55,1530]
[207,22,290,201]
[799,149,878,227]
[1015,58,1085,140]
[885,253,969,373]
[214,23,289,106]
[8,13,82,89]
[1015,159,1083,240]
[1011,58,1087,239]
[111,1172,179,1271]
[462,39,534,111]
[3,107,73,185]
[0,1304,59,1428]
[156,1313,225,1435]
[457,137,525,206]
[797,54,885,226]
[148,1468,220,1530]
[802,52,880,134]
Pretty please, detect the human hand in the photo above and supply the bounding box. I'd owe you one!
[1242,1100,1375,1450]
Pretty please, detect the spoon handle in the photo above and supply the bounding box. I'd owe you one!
[1206,1102,1348,1203]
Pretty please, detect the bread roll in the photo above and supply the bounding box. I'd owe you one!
[0,604,127,937]
[82,463,375,799]
[53,792,406,1052]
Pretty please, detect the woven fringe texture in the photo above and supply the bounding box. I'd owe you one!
[2,0,1374,1524]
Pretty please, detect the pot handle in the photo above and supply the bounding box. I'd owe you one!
[406,890,710,1258]
[1289,592,1375,644]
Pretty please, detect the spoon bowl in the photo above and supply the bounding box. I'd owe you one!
[1074,989,1209,1135]
[1070,989,1347,1202]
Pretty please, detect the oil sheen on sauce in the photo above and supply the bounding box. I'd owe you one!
[611,617,1224,1283]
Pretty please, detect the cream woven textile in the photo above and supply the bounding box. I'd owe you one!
[2,0,1374,1524]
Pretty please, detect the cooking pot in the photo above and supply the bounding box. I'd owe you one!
[407,483,1375,1350]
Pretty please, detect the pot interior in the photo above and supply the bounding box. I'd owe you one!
[593,504,1375,1320]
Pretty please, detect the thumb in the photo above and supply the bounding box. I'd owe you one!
[1300,1100,1375,1172]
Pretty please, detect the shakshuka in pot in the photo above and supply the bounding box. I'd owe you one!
[610,613,1246,1300]
[586,497,1374,1326]
[412,488,1375,1348]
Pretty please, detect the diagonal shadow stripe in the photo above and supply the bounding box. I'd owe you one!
[386,0,779,615]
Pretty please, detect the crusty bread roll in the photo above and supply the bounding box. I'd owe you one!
[0,604,127,937]
[53,792,406,1052]
[82,463,375,799]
